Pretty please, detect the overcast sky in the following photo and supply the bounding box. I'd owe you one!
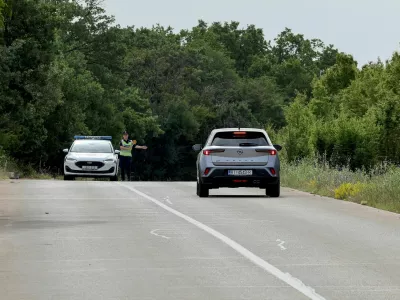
[103,0,400,67]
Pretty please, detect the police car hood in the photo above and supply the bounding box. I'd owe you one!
[69,153,115,161]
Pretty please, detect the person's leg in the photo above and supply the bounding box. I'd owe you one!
[126,157,132,181]
[119,157,126,181]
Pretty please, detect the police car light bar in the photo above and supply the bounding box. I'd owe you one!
[74,136,112,140]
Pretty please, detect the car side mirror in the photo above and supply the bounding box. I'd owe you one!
[114,150,120,154]
[192,144,202,151]
[273,144,282,151]
[63,149,69,153]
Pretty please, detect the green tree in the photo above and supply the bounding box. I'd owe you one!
[0,0,5,29]
[280,94,316,161]
[270,28,338,99]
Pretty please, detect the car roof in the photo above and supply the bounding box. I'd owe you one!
[210,128,266,134]
[73,139,111,144]
[74,139,111,142]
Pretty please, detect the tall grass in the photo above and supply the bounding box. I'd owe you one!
[0,149,58,180]
[354,169,400,213]
[0,149,17,179]
[281,158,400,213]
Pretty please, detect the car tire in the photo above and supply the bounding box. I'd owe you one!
[110,175,118,181]
[266,179,280,197]
[64,175,75,181]
[197,181,209,198]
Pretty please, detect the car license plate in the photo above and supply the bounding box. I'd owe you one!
[82,166,98,171]
[228,170,252,176]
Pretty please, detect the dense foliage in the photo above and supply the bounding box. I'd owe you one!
[0,0,399,179]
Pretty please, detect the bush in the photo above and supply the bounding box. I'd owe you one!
[334,182,365,200]
[281,157,368,197]
[0,148,57,180]
[0,149,19,178]
[354,168,400,213]
[281,157,400,213]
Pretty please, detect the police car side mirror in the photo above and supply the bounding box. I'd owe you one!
[192,144,202,151]
[114,150,120,154]
[273,144,282,151]
[63,149,69,153]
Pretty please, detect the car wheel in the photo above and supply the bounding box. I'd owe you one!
[64,175,75,181]
[110,175,118,181]
[266,179,280,197]
[197,181,209,198]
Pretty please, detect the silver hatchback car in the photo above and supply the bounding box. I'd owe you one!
[193,128,282,197]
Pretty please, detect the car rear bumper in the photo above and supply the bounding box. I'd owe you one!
[200,168,279,188]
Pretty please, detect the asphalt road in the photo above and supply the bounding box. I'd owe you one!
[0,180,399,300]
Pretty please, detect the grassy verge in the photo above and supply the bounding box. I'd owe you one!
[0,150,60,180]
[281,158,400,214]
[0,171,9,180]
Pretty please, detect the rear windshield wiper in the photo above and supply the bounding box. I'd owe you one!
[239,143,259,146]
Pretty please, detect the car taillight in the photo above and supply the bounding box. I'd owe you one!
[203,149,225,155]
[255,149,277,155]
[204,168,211,175]
[269,168,276,175]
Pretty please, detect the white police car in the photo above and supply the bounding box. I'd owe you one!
[63,136,119,181]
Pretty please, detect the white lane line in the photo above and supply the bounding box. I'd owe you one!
[276,239,287,251]
[119,183,326,300]
[150,229,171,240]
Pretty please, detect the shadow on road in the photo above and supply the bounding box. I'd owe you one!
[209,195,268,198]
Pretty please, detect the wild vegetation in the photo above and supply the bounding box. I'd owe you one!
[0,1,399,211]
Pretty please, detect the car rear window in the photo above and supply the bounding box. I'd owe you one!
[211,131,269,147]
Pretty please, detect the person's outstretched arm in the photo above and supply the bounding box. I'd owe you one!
[135,145,147,150]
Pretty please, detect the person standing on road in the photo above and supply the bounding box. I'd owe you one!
[119,131,147,181]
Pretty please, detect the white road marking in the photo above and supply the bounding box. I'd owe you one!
[164,197,173,205]
[150,229,171,240]
[276,239,287,250]
[119,183,326,300]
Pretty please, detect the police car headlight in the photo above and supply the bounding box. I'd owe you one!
[66,157,77,162]
[104,159,114,162]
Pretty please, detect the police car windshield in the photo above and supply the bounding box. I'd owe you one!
[70,141,113,153]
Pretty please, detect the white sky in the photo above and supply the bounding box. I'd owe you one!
[103,0,400,67]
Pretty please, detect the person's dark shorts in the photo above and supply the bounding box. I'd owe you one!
[119,156,132,169]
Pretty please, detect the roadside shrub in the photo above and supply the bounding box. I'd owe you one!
[281,157,400,213]
[354,168,400,213]
[334,182,365,200]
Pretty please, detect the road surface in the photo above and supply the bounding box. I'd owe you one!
[0,180,399,300]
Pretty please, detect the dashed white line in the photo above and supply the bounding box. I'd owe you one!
[119,183,326,300]
[150,229,171,240]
